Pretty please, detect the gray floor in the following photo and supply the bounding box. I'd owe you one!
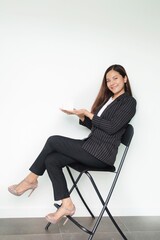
[0,216,160,240]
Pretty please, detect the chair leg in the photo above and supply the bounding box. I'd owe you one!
[66,166,95,218]
[85,172,128,240]
[87,205,127,240]
[105,207,128,240]
[45,222,51,230]
[54,203,93,235]
[45,168,128,240]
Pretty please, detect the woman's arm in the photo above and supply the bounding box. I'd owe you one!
[60,96,136,134]
[60,108,94,130]
[92,97,136,134]
[79,116,92,130]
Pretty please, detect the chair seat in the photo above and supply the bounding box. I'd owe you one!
[69,163,116,173]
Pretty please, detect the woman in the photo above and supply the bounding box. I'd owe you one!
[8,64,136,224]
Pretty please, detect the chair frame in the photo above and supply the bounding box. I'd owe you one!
[45,124,134,240]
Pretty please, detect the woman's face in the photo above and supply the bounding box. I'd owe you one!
[106,70,127,98]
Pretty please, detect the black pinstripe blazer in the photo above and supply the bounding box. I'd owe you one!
[80,92,136,165]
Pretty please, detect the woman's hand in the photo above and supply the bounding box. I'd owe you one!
[60,108,94,121]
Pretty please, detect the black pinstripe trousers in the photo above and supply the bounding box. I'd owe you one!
[29,135,107,201]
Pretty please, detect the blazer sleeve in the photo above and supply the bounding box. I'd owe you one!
[79,116,92,130]
[92,96,136,134]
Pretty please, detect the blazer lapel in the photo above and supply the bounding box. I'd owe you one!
[100,92,128,115]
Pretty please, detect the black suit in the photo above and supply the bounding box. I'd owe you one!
[30,92,136,200]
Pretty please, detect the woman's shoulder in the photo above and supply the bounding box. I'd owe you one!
[117,92,136,102]
[126,93,136,101]
[119,93,137,107]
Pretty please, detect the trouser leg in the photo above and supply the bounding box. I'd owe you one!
[29,135,83,175]
[30,135,106,175]
[29,135,107,200]
[45,152,76,201]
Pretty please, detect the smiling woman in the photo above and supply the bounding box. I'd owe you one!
[106,70,127,99]
[8,64,136,225]
[91,64,133,113]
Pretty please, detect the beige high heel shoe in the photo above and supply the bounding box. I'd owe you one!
[8,179,38,197]
[45,205,76,225]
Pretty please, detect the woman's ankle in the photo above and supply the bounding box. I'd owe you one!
[25,173,38,184]
[61,198,74,209]
[25,178,37,184]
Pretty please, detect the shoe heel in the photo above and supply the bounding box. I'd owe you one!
[63,218,69,226]
[28,187,36,197]
[63,208,75,226]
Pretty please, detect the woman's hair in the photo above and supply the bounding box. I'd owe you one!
[91,64,133,113]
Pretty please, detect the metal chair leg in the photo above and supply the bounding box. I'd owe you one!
[66,166,95,218]
[45,222,51,230]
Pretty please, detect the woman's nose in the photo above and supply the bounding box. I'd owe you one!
[109,79,115,86]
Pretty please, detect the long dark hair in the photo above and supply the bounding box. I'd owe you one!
[91,64,132,113]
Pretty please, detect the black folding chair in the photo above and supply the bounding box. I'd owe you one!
[45,124,134,240]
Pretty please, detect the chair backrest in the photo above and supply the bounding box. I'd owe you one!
[121,124,134,147]
[115,124,134,175]
[106,124,134,204]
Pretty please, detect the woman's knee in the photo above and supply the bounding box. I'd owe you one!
[46,135,61,146]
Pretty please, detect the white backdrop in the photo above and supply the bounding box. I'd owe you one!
[0,0,160,218]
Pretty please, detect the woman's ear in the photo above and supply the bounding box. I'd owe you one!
[124,76,127,83]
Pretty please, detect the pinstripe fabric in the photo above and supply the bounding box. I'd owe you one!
[80,92,136,165]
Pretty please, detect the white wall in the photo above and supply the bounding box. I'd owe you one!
[0,0,160,218]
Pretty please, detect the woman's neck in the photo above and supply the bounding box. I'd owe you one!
[112,90,125,100]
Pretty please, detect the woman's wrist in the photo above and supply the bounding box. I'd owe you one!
[79,116,85,122]
[89,113,94,120]
[84,110,94,120]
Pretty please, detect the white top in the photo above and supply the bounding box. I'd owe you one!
[97,97,114,117]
